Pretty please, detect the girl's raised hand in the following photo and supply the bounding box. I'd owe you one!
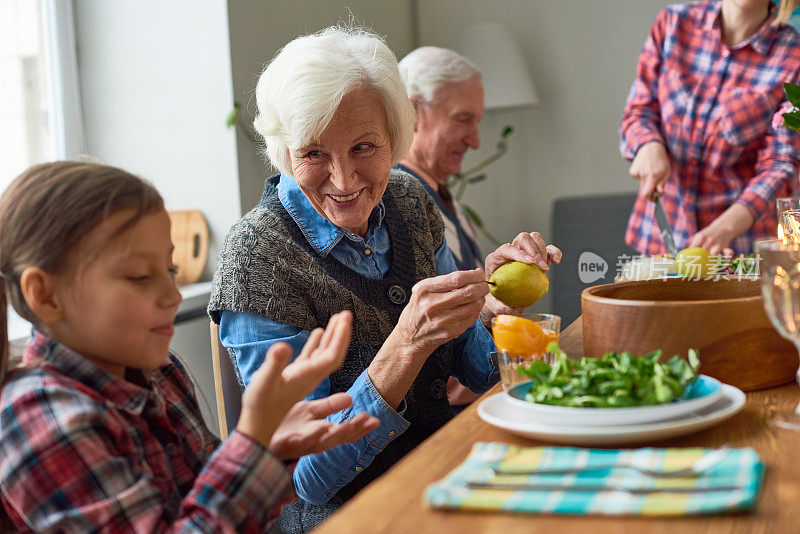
[236,311,359,450]
[268,393,379,459]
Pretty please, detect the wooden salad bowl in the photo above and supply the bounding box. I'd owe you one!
[581,277,797,391]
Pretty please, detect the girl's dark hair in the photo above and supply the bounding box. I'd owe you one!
[0,161,164,383]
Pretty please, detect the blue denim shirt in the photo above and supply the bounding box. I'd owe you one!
[219,174,497,504]
[395,164,483,271]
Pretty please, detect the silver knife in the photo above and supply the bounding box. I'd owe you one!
[466,481,742,494]
[653,193,679,257]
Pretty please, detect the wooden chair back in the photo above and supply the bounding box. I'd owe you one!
[209,321,242,439]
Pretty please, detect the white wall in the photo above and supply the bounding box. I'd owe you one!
[226,0,416,211]
[415,0,668,310]
[74,0,242,279]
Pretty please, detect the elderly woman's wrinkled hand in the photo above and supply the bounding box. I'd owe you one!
[485,232,562,277]
[481,232,562,325]
[396,268,489,356]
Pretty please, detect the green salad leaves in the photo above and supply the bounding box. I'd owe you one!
[517,342,700,408]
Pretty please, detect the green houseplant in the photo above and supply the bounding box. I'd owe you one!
[778,82,800,129]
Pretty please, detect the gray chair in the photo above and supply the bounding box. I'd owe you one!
[550,192,639,325]
[209,322,242,439]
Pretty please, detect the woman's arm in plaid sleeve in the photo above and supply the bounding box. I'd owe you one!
[620,9,669,160]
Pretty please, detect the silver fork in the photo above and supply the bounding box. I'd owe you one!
[491,445,730,478]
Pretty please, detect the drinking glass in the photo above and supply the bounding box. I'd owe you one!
[491,312,560,391]
[777,197,800,241]
[782,209,800,243]
[756,238,800,431]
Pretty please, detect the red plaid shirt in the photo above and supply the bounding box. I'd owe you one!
[0,333,294,533]
[621,0,800,255]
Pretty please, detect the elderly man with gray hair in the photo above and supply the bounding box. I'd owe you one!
[398,47,562,409]
[399,47,509,408]
[398,46,485,272]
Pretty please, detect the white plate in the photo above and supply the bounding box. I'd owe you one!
[504,375,723,426]
[477,384,745,446]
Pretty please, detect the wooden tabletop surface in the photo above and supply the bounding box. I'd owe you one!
[314,317,800,533]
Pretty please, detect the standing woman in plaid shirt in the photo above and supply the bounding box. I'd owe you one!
[621,0,800,256]
[0,161,378,532]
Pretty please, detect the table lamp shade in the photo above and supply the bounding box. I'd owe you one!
[458,22,539,110]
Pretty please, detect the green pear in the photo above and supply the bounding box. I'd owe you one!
[489,261,549,308]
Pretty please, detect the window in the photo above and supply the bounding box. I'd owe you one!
[0,0,84,192]
[0,0,49,188]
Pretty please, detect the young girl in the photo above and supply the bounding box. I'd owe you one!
[0,161,378,532]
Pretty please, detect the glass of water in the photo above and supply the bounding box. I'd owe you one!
[756,238,800,431]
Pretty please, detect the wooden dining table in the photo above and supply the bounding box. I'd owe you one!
[313,317,800,533]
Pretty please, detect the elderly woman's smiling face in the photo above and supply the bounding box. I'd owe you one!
[289,88,394,237]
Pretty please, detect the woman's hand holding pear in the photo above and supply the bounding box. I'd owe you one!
[482,232,562,324]
[630,141,671,201]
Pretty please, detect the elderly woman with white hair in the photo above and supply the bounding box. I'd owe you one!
[209,26,560,533]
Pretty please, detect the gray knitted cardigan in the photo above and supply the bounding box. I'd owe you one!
[208,170,457,533]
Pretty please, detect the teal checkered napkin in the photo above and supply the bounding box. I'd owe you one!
[425,442,764,515]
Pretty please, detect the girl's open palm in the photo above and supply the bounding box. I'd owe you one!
[236,311,377,454]
[268,393,379,459]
